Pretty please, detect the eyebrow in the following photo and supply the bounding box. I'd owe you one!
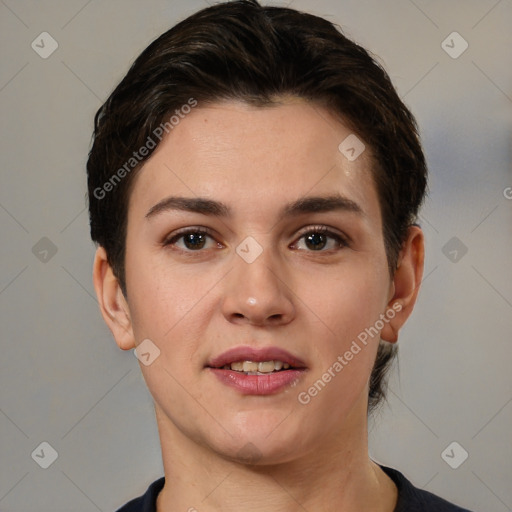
[145,194,363,220]
[283,195,363,216]
[146,196,229,218]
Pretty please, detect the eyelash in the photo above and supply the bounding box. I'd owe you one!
[163,225,349,253]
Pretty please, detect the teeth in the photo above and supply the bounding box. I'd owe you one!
[227,360,292,373]
[242,361,259,372]
[258,361,275,373]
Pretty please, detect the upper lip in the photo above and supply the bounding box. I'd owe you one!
[207,345,307,369]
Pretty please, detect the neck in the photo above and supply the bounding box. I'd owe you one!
[154,404,397,512]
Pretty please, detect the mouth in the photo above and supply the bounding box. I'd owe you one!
[206,346,307,395]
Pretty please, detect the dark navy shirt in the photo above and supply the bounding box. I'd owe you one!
[115,465,474,511]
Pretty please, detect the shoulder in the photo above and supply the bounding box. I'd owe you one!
[114,477,165,512]
[380,465,475,512]
[114,470,476,512]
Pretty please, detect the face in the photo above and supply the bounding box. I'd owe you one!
[107,100,405,464]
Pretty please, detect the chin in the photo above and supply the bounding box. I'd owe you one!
[206,414,312,467]
[216,439,305,467]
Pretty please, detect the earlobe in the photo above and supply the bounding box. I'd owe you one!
[92,246,136,350]
[380,226,424,343]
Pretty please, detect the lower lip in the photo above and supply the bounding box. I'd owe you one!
[208,368,306,395]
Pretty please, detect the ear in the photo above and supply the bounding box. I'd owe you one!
[92,246,135,350]
[380,225,424,343]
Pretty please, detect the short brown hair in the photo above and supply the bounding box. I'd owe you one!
[87,0,427,411]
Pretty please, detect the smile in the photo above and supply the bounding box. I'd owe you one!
[206,346,307,395]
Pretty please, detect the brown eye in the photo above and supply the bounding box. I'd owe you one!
[292,227,348,252]
[164,228,218,251]
[182,232,207,250]
[304,232,328,251]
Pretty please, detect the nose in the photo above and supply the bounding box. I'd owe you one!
[221,245,296,327]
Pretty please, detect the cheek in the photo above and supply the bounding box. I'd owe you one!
[126,258,212,417]
[296,257,390,351]
[125,251,208,357]
[293,264,389,421]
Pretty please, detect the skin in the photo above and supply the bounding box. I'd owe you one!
[93,99,424,512]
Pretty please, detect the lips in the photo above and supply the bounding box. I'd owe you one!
[206,345,307,395]
[207,345,307,370]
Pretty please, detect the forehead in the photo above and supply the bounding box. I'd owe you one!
[127,99,381,226]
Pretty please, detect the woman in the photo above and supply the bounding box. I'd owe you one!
[87,1,473,510]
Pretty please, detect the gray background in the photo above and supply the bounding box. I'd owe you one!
[1,0,511,511]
